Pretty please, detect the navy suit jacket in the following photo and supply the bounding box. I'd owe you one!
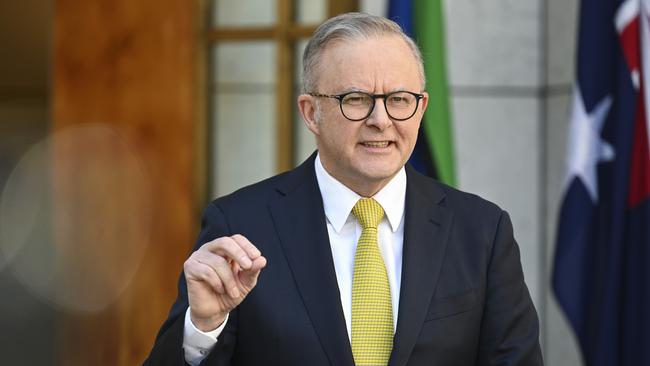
[145,154,543,365]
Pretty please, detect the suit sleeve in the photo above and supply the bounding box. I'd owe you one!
[143,202,239,366]
[477,210,543,366]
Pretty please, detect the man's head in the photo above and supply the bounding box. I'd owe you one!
[298,13,428,197]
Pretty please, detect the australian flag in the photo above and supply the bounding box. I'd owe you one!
[552,0,650,365]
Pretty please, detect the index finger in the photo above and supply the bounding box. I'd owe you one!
[230,234,262,259]
[203,236,253,269]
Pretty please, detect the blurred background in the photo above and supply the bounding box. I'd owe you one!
[2,0,646,365]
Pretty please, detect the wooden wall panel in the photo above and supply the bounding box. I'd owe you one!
[52,0,202,364]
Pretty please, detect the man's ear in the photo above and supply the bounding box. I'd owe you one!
[419,91,429,114]
[297,94,320,136]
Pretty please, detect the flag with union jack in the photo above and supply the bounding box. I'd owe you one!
[552,0,650,365]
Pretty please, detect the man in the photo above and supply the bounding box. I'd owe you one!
[145,12,543,366]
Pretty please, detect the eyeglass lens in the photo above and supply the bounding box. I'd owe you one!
[340,92,419,121]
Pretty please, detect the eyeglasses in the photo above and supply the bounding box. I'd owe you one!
[308,91,424,121]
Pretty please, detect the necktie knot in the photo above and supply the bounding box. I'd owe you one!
[352,198,384,229]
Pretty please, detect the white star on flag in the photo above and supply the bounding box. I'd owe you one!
[565,88,615,202]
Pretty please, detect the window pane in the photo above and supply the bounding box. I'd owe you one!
[211,42,277,197]
[360,0,387,16]
[296,0,326,25]
[213,0,276,27]
[212,94,276,197]
[214,42,275,84]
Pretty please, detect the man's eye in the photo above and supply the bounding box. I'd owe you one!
[343,94,370,105]
[388,95,411,105]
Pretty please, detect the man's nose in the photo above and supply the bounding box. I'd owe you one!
[365,98,392,130]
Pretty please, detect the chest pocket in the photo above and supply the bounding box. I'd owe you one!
[424,289,478,321]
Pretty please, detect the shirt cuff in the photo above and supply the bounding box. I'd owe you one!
[182,307,228,366]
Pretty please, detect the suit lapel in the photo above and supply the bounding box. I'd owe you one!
[268,156,355,366]
[389,167,454,366]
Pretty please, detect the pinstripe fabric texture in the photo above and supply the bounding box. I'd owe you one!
[351,198,393,366]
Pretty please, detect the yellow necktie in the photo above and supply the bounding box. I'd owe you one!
[351,198,393,366]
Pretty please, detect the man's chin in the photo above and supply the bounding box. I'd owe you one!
[357,166,401,185]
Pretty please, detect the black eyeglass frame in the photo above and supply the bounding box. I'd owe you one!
[308,90,425,121]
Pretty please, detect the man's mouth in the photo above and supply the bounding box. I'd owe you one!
[361,141,391,148]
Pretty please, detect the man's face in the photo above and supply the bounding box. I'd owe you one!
[299,35,428,196]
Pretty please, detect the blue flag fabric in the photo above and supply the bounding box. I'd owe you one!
[388,0,413,36]
[552,0,650,365]
[388,0,437,178]
[388,0,446,185]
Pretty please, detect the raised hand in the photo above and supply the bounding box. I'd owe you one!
[183,234,266,331]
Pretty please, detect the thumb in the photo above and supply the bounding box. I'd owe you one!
[239,256,267,288]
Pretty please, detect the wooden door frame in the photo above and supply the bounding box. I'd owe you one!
[203,0,358,196]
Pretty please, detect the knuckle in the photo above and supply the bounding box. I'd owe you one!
[183,257,197,271]
[232,235,252,248]
[217,237,236,250]
[207,236,230,249]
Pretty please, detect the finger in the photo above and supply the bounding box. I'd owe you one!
[251,256,267,271]
[196,263,226,295]
[194,250,240,298]
[195,260,226,294]
[208,255,241,298]
[184,257,225,294]
[204,237,253,270]
[230,234,262,259]
[239,256,267,287]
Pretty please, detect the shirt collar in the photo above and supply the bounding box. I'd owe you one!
[314,153,406,233]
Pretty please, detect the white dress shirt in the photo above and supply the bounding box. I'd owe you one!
[183,154,406,365]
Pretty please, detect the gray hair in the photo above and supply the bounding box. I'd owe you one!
[302,12,425,93]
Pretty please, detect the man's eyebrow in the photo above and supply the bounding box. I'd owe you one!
[336,87,412,94]
[336,87,368,94]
